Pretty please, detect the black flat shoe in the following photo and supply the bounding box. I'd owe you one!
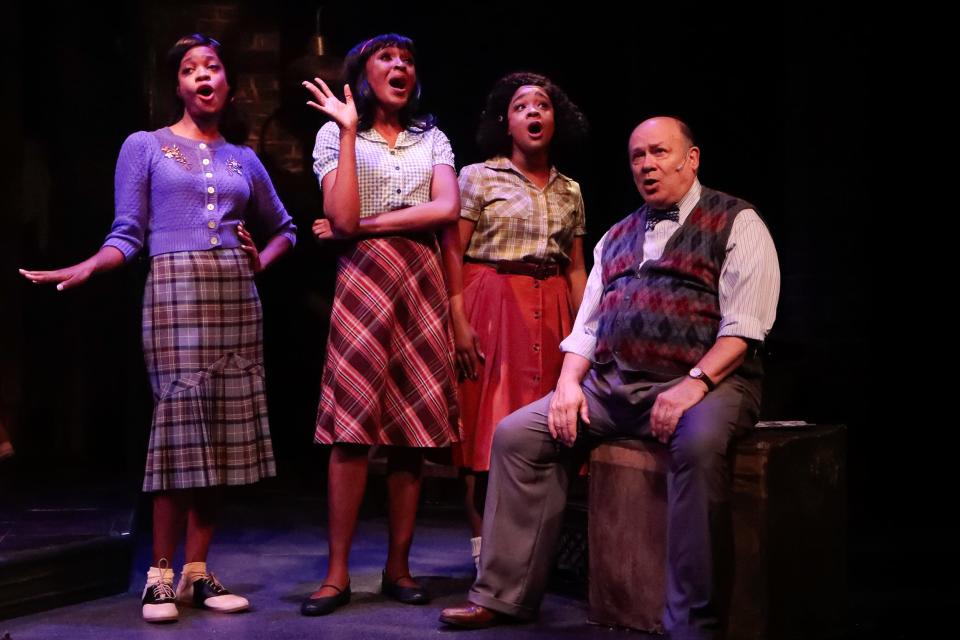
[300,583,351,616]
[381,571,429,605]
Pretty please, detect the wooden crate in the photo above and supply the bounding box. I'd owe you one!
[588,425,846,639]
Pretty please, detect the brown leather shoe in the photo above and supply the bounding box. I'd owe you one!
[438,603,505,629]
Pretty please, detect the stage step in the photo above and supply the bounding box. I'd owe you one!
[0,470,137,621]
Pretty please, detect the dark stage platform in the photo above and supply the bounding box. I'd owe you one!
[0,463,137,622]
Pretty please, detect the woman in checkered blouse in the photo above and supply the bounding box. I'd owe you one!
[20,34,297,622]
[447,73,590,567]
[301,34,461,614]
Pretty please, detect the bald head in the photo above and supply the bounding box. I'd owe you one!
[628,117,700,208]
[631,116,695,149]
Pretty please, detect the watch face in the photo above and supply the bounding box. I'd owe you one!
[690,367,703,378]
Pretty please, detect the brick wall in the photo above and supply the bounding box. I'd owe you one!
[147,1,308,174]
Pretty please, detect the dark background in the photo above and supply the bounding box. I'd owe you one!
[2,0,937,628]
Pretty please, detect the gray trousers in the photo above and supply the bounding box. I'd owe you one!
[468,362,760,640]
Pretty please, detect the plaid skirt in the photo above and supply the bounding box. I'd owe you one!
[315,234,460,447]
[141,248,275,492]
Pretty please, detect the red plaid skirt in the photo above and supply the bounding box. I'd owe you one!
[315,234,460,447]
[141,248,275,492]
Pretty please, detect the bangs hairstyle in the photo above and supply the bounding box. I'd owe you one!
[165,33,248,143]
[342,33,435,132]
[476,72,589,167]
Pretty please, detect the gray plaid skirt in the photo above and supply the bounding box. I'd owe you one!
[141,248,275,492]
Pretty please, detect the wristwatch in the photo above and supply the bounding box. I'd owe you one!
[688,367,716,391]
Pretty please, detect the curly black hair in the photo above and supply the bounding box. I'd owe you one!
[476,72,588,166]
[341,33,435,133]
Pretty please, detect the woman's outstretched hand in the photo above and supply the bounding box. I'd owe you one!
[303,78,358,133]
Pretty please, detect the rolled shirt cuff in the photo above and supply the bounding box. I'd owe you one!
[559,332,596,362]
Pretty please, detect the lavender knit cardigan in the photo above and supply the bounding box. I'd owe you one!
[103,127,296,259]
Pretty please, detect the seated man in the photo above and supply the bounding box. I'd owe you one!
[440,116,780,640]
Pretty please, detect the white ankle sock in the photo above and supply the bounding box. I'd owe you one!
[471,536,482,569]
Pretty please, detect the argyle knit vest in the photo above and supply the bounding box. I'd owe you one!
[593,186,753,376]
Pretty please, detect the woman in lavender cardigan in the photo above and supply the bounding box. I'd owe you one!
[20,34,296,623]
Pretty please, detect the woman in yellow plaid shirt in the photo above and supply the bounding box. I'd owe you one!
[443,72,590,568]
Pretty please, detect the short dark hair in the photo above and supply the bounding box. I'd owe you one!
[475,72,589,167]
[342,33,435,132]
[165,33,247,143]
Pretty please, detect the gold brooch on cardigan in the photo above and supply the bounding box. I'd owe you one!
[160,144,191,170]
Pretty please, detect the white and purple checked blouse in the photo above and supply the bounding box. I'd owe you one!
[312,121,455,218]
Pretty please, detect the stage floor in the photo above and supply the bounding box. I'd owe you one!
[1,490,646,640]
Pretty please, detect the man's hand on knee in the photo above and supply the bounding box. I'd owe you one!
[651,378,708,443]
[548,379,590,447]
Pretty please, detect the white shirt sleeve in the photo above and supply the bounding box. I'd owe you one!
[559,231,609,361]
[717,209,780,341]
